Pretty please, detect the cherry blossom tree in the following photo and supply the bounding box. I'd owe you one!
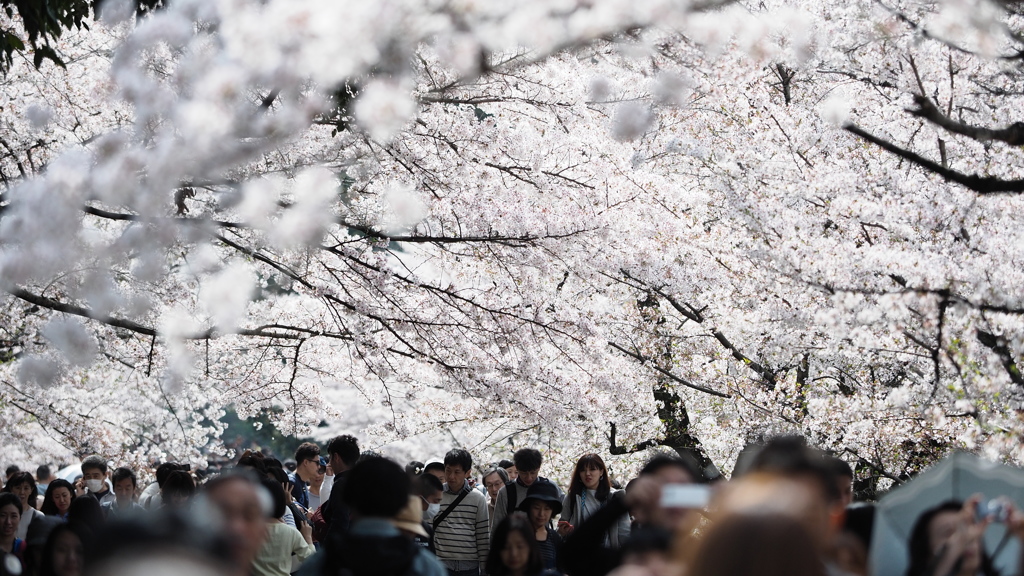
[1,0,1023,492]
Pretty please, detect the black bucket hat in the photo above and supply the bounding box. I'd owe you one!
[517,480,562,516]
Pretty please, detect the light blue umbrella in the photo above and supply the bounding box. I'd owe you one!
[871,452,1024,576]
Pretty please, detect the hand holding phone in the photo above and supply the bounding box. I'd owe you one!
[557,520,574,537]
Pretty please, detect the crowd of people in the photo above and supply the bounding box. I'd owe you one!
[3,435,1024,576]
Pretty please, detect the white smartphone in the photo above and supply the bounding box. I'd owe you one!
[660,483,711,509]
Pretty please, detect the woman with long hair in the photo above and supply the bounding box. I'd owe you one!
[40,480,75,521]
[561,453,629,547]
[3,472,43,539]
[252,478,313,576]
[38,523,90,576]
[907,500,1000,576]
[486,514,556,576]
[159,470,196,510]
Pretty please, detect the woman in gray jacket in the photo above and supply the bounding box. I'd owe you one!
[559,454,629,548]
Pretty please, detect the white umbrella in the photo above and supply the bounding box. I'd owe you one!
[55,464,82,483]
[871,452,1024,576]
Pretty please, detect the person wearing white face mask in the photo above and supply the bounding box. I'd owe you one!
[418,473,444,524]
[76,455,115,507]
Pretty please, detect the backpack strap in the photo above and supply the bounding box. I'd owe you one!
[432,485,471,531]
[505,481,517,515]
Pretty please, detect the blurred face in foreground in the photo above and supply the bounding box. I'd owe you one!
[51,529,84,576]
[204,478,267,573]
[501,531,530,575]
[928,511,982,575]
[713,473,831,554]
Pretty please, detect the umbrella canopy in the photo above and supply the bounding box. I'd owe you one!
[871,452,1024,576]
[55,464,82,483]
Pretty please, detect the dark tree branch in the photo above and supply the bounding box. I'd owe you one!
[976,330,1024,387]
[606,422,661,455]
[907,94,1024,145]
[607,341,731,398]
[85,201,585,247]
[618,272,777,388]
[8,287,308,341]
[844,123,1024,194]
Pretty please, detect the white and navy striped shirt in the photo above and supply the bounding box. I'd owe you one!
[433,481,490,571]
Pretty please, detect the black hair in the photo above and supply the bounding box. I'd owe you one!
[498,459,515,470]
[424,462,445,475]
[267,467,290,486]
[155,462,181,487]
[326,435,360,467]
[417,473,444,497]
[294,442,321,464]
[356,451,383,465]
[4,465,19,477]
[161,470,196,504]
[36,465,51,481]
[111,467,137,488]
[261,478,287,519]
[748,437,840,503]
[826,456,854,478]
[0,493,21,516]
[4,471,38,508]
[907,501,999,576]
[81,455,108,475]
[843,504,875,552]
[406,461,425,477]
[41,479,76,516]
[486,513,545,576]
[513,449,542,472]
[236,450,269,477]
[640,454,702,483]
[567,453,611,501]
[68,495,105,532]
[444,449,472,473]
[342,458,410,517]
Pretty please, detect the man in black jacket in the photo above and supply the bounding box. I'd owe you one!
[323,435,360,539]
